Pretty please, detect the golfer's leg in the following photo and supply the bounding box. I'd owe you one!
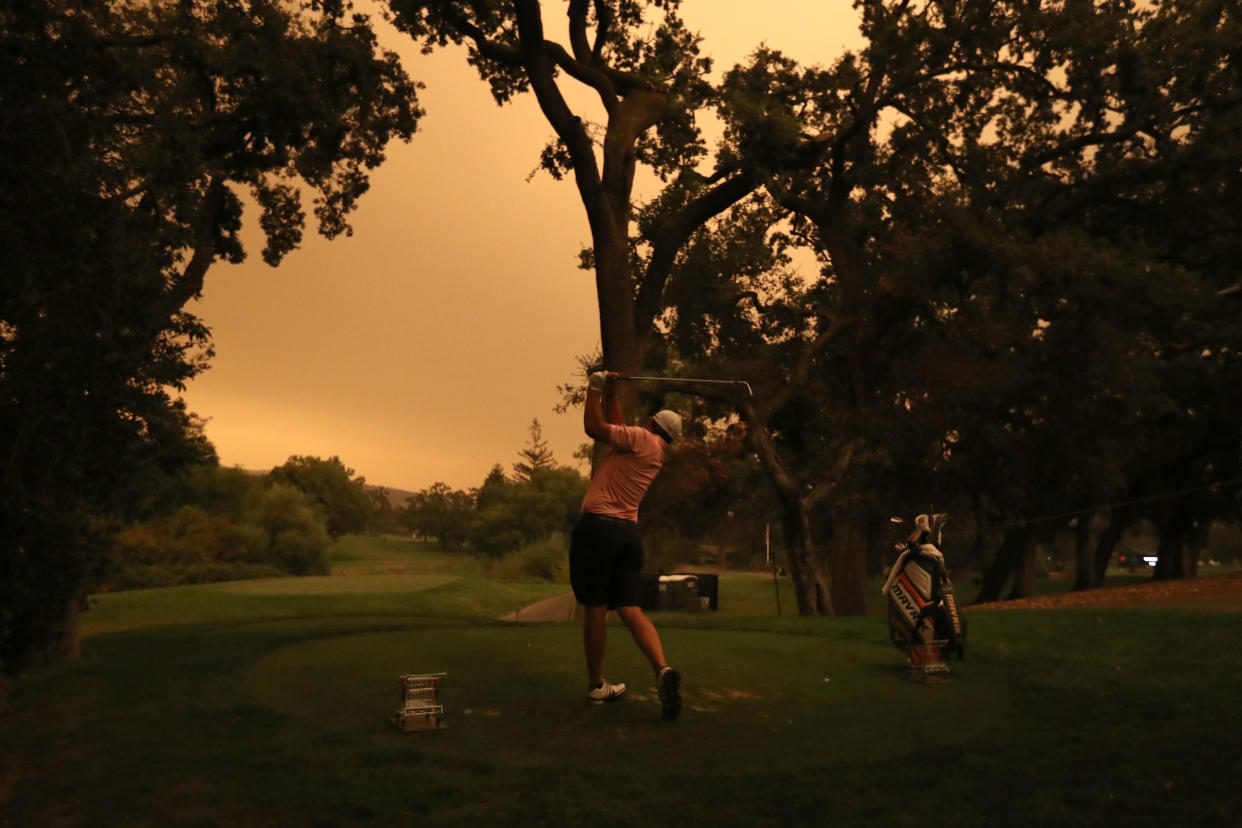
[570,517,612,686]
[583,605,609,686]
[615,606,666,672]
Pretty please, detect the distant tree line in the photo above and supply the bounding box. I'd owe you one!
[396,421,589,576]
[105,419,589,591]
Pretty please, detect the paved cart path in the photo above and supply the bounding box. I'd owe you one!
[498,592,580,622]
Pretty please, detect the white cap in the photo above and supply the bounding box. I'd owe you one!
[651,410,682,443]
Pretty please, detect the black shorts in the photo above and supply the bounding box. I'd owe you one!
[569,513,643,609]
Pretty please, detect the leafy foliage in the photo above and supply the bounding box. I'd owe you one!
[485,531,570,582]
[406,482,477,549]
[107,464,335,589]
[644,0,1242,610]
[269,455,372,538]
[470,467,588,558]
[0,0,419,670]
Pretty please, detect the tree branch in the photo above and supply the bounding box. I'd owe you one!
[157,177,225,319]
[591,0,612,62]
[543,39,618,113]
[634,172,760,333]
[543,38,655,99]
[513,0,607,230]
[441,6,523,66]
[97,33,173,49]
[766,316,860,416]
[835,58,1064,175]
[1173,94,1242,121]
[1020,124,1146,172]
[805,438,863,509]
[568,0,592,64]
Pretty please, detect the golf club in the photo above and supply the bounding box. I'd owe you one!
[618,375,754,398]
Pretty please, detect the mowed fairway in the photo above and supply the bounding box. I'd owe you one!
[2,537,1240,827]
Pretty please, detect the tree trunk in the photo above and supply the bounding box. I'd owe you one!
[16,595,82,669]
[1153,507,1192,581]
[975,525,1031,603]
[959,490,992,572]
[746,418,832,615]
[1072,514,1096,590]
[780,503,832,615]
[828,510,868,615]
[1185,520,1207,579]
[866,515,890,577]
[1008,528,1037,599]
[1092,508,1130,585]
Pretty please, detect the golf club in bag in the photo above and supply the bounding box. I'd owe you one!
[880,513,966,676]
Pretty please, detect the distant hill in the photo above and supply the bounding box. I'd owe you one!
[366,484,418,509]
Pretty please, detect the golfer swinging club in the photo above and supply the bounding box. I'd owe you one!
[571,369,683,721]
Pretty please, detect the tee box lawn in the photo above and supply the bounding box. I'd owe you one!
[1,535,1238,827]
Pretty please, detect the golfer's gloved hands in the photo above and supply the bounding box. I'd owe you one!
[589,372,607,393]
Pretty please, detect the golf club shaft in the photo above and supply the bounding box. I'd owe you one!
[618,375,754,397]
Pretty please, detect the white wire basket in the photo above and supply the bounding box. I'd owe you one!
[392,672,447,731]
[904,641,951,682]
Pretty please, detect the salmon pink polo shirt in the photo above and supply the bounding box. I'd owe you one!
[580,423,668,523]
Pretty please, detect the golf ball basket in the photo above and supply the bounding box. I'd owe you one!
[904,634,952,684]
[391,672,447,732]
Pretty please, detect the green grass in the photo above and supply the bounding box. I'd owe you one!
[687,567,1170,619]
[325,533,486,574]
[3,538,1239,827]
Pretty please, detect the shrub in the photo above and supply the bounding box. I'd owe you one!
[104,562,286,591]
[113,524,166,565]
[166,506,269,563]
[105,482,333,589]
[487,533,570,583]
[246,484,332,575]
[272,526,331,575]
[469,468,587,558]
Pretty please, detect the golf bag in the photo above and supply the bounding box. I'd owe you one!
[881,513,966,663]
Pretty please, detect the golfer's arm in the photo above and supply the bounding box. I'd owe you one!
[602,388,624,425]
[584,389,611,441]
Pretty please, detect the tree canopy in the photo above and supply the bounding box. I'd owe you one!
[623,0,1242,611]
[269,455,372,538]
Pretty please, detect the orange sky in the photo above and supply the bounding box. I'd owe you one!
[181,1,865,492]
